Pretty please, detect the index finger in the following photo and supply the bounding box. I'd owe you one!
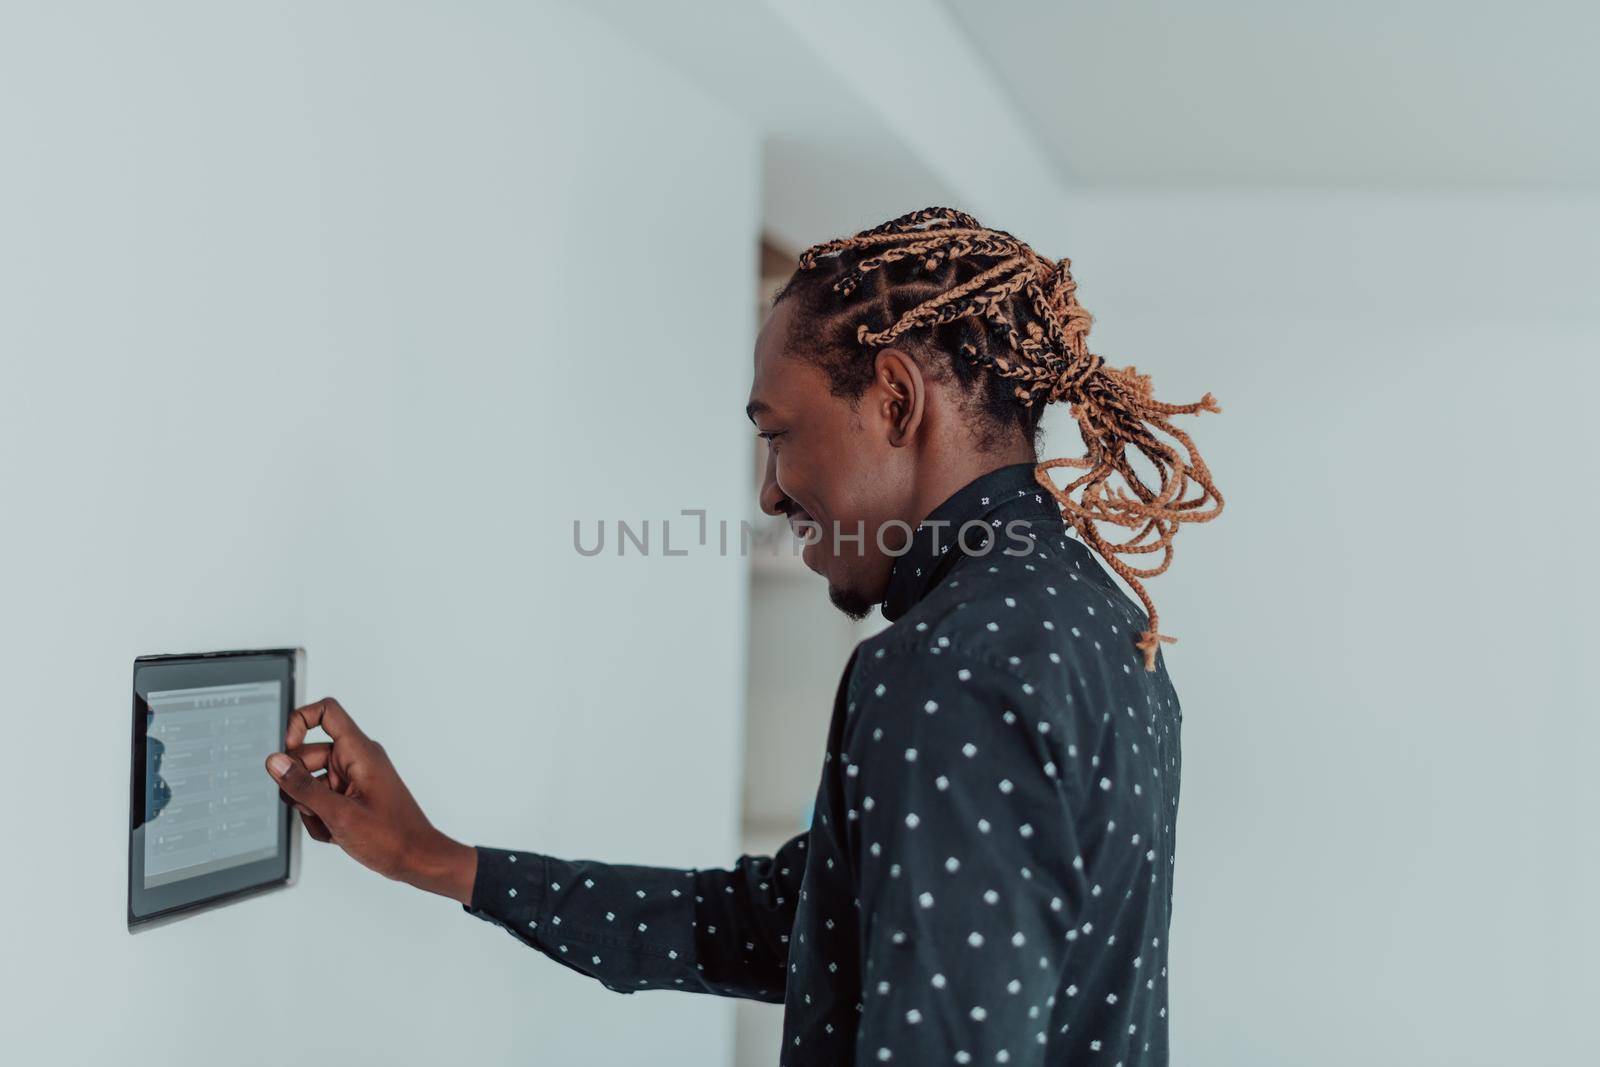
[285,696,367,749]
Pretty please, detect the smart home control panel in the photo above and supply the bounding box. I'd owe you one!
[128,649,302,928]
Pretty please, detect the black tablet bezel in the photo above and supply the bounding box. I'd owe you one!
[128,649,300,929]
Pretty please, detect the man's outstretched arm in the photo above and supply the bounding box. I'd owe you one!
[463,837,806,1001]
[265,696,804,1004]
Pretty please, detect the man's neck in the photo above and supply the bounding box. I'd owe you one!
[906,442,1037,530]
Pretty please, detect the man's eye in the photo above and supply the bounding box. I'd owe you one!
[757,430,786,443]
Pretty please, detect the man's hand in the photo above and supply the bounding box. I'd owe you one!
[264,697,477,906]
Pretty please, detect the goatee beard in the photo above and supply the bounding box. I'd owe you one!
[827,582,876,621]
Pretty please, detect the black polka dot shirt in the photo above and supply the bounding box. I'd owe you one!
[465,462,1184,1065]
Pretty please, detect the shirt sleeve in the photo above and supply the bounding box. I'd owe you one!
[461,832,807,1003]
[840,647,1089,1065]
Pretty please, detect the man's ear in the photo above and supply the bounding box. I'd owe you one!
[872,347,926,448]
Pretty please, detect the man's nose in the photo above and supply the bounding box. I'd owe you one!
[758,446,789,517]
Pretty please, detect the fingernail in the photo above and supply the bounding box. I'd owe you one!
[267,753,291,777]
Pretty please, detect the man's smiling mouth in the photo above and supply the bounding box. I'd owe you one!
[787,508,815,541]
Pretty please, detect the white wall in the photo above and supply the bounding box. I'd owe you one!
[1023,192,1600,1066]
[0,3,758,1064]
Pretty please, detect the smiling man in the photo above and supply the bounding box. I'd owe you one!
[265,207,1224,1065]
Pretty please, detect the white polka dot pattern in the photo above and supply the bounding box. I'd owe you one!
[462,463,1182,1064]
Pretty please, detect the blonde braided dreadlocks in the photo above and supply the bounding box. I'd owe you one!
[783,206,1225,672]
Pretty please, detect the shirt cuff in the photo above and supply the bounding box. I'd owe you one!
[461,846,548,933]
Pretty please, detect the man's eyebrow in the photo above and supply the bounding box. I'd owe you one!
[745,399,771,424]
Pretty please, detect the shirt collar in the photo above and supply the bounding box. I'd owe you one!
[880,461,1066,622]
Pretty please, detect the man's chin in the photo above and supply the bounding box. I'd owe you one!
[826,582,877,621]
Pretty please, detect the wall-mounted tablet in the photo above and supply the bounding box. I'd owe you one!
[128,649,303,929]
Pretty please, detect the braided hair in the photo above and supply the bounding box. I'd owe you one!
[773,206,1225,672]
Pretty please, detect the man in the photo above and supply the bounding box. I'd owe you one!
[264,206,1224,1064]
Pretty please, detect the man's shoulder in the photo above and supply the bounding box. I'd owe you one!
[845,575,1055,714]
[851,542,1165,703]
[889,539,1142,640]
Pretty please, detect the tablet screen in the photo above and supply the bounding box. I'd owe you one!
[143,680,284,887]
[129,651,299,927]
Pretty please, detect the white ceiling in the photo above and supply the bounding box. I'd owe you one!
[943,0,1600,189]
[587,0,967,252]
